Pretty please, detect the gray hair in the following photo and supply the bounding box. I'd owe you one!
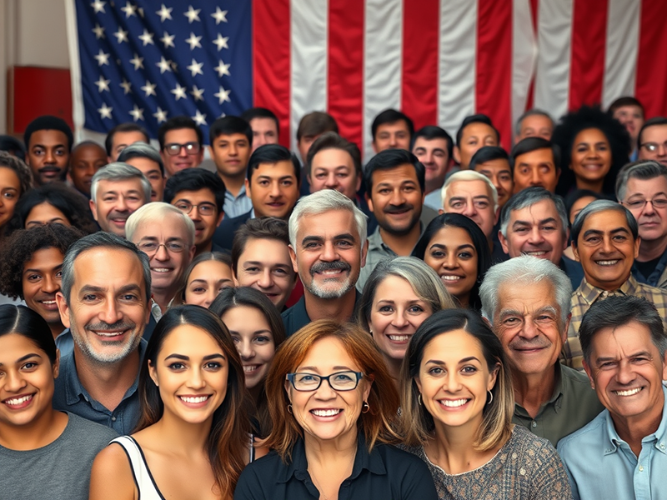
[571,199,638,244]
[117,142,165,175]
[515,109,554,137]
[288,189,367,250]
[125,202,196,247]
[357,257,456,330]
[480,255,572,325]
[615,159,667,201]
[90,162,151,203]
[499,187,568,238]
[61,232,151,304]
[441,170,498,211]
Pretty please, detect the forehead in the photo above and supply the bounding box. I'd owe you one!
[72,247,145,288]
[125,157,160,173]
[642,124,667,142]
[581,209,630,232]
[613,105,643,116]
[0,167,21,187]
[133,213,190,240]
[173,188,216,202]
[521,114,552,130]
[625,176,667,197]
[112,130,147,147]
[462,123,496,140]
[371,163,418,184]
[250,117,278,131]
[510,198,561,225]
[575,128,608,144]
[164,128,199,143]
[377,120,410,134]
[97,177,144,194]
[423,329,485,362]
[297,209,358,240]
[476,158,510,173]
[311,148,355,169]
[447,179,491,198]
[590,321,659,358]
[413,137,449,151]
[29,129,68,147]
[253,160,297,179]
[24,246,65,268]
[298,336,358,370]
[515,147,554,164]
[241,237,290,262]
[497,279,558,314]
[213,132,248,143]
[72,144,106,160]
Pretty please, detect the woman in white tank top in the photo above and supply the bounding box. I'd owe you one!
[89,306,261,500]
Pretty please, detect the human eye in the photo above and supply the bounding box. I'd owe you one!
[458,251,473,259]
[103,196,117,202]
[231,335,240,344]
[631,356,650,364]
[503,316,521,326]
[3,191,17,200]
[22,361,39,370]
[167,242,185,252]
[205,361,222,370]
[474,200,489,209]
[296,373,318,384]
[408,304,425,313]
[244,266,260,273]
[168,362,185,370]
[428,366,444,376]
[32,148,44,156]
[55,148,66,156]
[258,179,269,187]
[499,174,512,182]
[378,305,394,313]
[140,242,158,252]
[26,273,42,282]
[336,240,353,248]
[612,234,628,242]
[585,235,601,244]
[653,199,667,208]
[333,372,355,382]
[461,365,477,374]
[121,293,139,302]
[281,179,293,186]
[599,361,617,370]
[519,167,530,175]
[55,271,63,279]
[175,202,190,211]
[254,335,271,345]
[315,172,326,179]
[626,200,644,209]
[191,286,206,294]
[273,267,288,276]
[450,201,464,209]
[82,293,99,302]
[429,249,445,258]
[403,185,416,192]
[542,225,556,232]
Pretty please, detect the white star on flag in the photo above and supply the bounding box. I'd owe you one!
[192,110,207,126]
[156,4,172,22]
[187,59,204,77]
[211,7,228,24]
[153,107,168,123]
[98,103,113,119]
[161,32,175,48]
[114,28,129,44]
[91,0,105,14]
[184,6,201,23]
[141,81,157,97]
[138,29,154,46]
[190,85,205,101]
[214,86,231,104]
[186,33,202,50]
[213,34,229,51]
[171,84,187,100]
[92,24,105,39]
[156,57,172,74]
[215,60,230,77]
[121,1,137,18]
[129,105,145,121]
[120,79,132,94]
[130,54,144,70]
[94,49,110,66]
[95,76,110,92]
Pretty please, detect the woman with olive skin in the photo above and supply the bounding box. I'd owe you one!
[357,257,455,387]
[235,320,438,500]
[179,252,234,308]
[412,213,491,310]
[0,152,32,246]
[0,305,117,500]
[400,309,571,500]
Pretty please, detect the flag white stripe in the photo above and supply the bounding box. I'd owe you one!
[290,0,328,154]
[512,0,538,140]
[363,0,403,160]
[602,0,640,109]
[437,0,477,140]
[534,0,573,121]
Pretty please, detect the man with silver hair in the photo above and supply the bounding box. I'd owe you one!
[499,187,584,288]
[283,189,368,336]
[89,162,151,238]
[568,199,667,370]
[118,142,166,202]
[53,232,152,433]
[480,255,603,446]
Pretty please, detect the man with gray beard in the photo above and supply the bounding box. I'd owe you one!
[52,232,152,433]
[282,189,368,336]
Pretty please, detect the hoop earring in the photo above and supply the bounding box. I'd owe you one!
[287,404,293,414]
[418,394,422,406]
[362,401,370,413]
[487,390,493,405]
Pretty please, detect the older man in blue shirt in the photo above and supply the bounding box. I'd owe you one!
[558,295,667,500]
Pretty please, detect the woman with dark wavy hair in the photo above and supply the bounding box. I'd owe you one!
[552,105,631,198]
[89,306,253,500]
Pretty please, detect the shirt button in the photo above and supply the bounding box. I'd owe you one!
[661,443,665,450]
[639,466,644,472]
[531,421,537,428]
[111,417,117,422]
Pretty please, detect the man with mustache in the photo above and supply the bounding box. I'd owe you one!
[53,232,152,433]
[89,163,151,238]
[480,256,604,447]
[23,115,74,185]
[499,187,584,289]
[283,189,368,336]
[356,149,425,290]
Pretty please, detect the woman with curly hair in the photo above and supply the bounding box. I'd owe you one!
[0,151,33,245]
[5,182,98,236]
[552,105,631,197]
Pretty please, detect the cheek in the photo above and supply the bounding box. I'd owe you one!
[256,344,276,364]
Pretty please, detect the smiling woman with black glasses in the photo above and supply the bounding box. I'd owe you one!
[234,320,437,500]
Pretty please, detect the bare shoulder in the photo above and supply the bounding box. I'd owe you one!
[89,442,137,500]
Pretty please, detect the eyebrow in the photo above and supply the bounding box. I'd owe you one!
[164,353,225,361]
[23,263,63,274]
[0,353,43,366]
[189,278,233,285]
[243,261,291,268]
[229,329,272,336]
[582,227,631,238]
[429,243,475,251]
[424,356,481,365]
[512,217,558,228]
[297,365,354,372]
[79,284,142,295]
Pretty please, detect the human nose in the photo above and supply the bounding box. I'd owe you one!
[178,145,188,157]
[443,251,458,270]
[101,296,123,325]
[462,200,477,217]
[115,195,128,212]
[238,338,254,361]
[442,370,462,393]
[521,316,539,340]
[391,309,409,329]
[229,143,238,156]
[153,243,170,261]
[320,241,337,261]
[642,200,656,216]
[324,173,338,189]
[186,367,206,389]
[315,376,338,399]
[616,360,636,385]
[600,235,615,253]
[528,226,544,244]
[42,273,59,294]
[388,134,398,147]
[269,181,281,198]
[4,369,28,392]
[257,268,273,289]
[44,149,56,164]
[530,168,541,186]
[203,289,217,308]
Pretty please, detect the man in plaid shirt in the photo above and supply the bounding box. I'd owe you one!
[565,200,667,370]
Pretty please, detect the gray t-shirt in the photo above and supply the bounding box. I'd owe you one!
[0,412,117,500]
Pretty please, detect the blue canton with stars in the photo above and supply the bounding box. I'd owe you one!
[75,0,252,143]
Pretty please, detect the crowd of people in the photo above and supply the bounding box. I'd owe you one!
[0,96,666,499]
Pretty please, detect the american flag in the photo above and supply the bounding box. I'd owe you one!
[68,0,667,158]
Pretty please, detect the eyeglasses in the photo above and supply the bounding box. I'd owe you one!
[138,241,186,255]
[640,142,667,153]
[174,200,217,216]
[622,198,667,210]
[164,142,201,156]
[286,371,363,392]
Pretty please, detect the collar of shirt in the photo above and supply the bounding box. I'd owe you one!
[276,433,386,484]
[224,184,246,201]
[576,275,640,306]
[603,385,667,456]
[632,249,667,287]
[369,223,424,254]
[150,298,162,322]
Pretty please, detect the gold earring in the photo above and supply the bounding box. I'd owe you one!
[418,394,422,405]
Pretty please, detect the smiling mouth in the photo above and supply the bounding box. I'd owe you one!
[440,275,463,282]
[243,365,261,373]
[151,268,173,273]
[524,250,549,257]
[311,409,341,417]
[439,398,470,408]
[179,395,210,404]
[613,387,644,397]
[94,330,126,338]
[595,259,620,266]
[2,394,34,407]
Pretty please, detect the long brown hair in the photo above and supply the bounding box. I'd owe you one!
[135,305,251,498]
[263,320,401,462]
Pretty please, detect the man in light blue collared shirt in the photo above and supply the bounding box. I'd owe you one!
[558,295,667,500]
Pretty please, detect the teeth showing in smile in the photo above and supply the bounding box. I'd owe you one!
[596,260,619,266]
[243,365,259,373]
[152,268,171,273]
[41,300,56,305]
[96,331,123,337]
[179,396,209,403]
[441,399,468,407]
[614,387,642,397]
[4,395,32,405]
[312,409,341,417]
[388,335,410,341]
[525,251,547,256]
[440,275,462,281]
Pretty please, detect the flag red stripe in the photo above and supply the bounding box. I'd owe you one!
[401,0,439,130]
[252,0,291,147]
[327,0,365,150]
[475,0,513,150]
[568,0,608,110]
[636,0,667,119]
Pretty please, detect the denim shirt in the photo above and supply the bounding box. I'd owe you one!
[52,340,146,434]
[557,386,667,500]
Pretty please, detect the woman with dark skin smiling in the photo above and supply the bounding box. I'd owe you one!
[412,213,491,310]
[210,286,286,437]
[90,306,255,500]
[400,309,571,500]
